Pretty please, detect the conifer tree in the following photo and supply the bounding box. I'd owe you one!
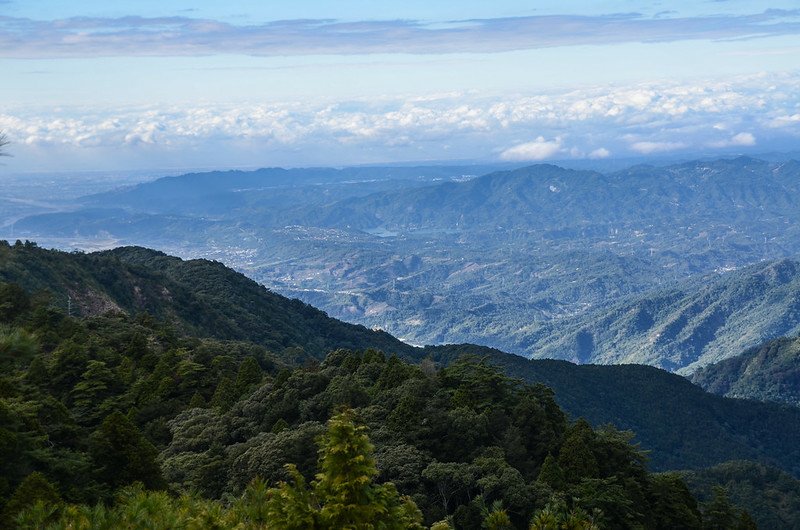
[25,355,49,386]
[537,453,566,490]
[702,486,755,530]
[89,412,166,491]
[264,408,424,529]
[210,376,236,412]
[481,500,513,530]
[235,356,263,395]
[558,419,599,483]
[1,472,61,528]
[188,391,206,409]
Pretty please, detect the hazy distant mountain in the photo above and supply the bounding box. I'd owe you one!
[12,157,800,374]
[310,157,800,233]
[81,164,511,216]
[692,334,800,407]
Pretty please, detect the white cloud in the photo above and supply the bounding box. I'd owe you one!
[732,132,756,146]
[768,113,800,128]
[629,141,687,154]
[588,147,611,159]
[500,137,563,161]
[707,132,756,148]
[1,72,799,170]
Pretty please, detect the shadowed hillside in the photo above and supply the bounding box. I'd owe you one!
[692,334,800,407]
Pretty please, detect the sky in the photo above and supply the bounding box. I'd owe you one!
[1,1,800,171]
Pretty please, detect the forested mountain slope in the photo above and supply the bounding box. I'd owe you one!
[680,461,800,529]
[0,241,412,360]
[691,334,800,407]
[518,258,800,372]
[425,344,800,476]
[2,279,729,529]
[4,242,800,484]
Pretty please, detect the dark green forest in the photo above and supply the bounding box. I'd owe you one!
[681,461,800,529]
[692,335,800,407]
[2,242,799,528]
[0,283,751,529]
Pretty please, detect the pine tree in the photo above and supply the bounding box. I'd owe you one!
[25,355,49,386]
[529,501,599,530]
[89,412,166,491]
[71,360,117,421]
[188,391,206,408]
[702,486,744,530]
[537,453,566,490]
[235,356,262,395]
[481,500,513,530]
[271,418,289,433]
[210,376,236,412]
[264,409,424,529]
[315,409,385,527]
[558,419,598,483]
[0,326,38,370]
[0,472,61,528]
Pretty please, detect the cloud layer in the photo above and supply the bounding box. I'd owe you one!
[1,10,800,58]
[2,73,798,170]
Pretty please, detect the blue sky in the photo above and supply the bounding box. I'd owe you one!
[1,1,799,171]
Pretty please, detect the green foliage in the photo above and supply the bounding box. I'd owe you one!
[0,472,61,529]
[18,486,232,530]
[529,500,599,530]
[32,411,424,530]
[6,242,800,484]
[558,419,599,483]
[210,376,237,412]
[0,282,30,323]
[481,500,513,530]
[536,454,565,490]
[648,474,702,529]
[692,334,800,408]
[701,486,751,530]
[681,460,800,530]
[262,409,424,529]
[235,356,263,395]
[188,391,206,408]
[0,326,37,370]
[89,411,166,491]
[0,243,416,361]
[0,248,778,528]
[426,344,800,477]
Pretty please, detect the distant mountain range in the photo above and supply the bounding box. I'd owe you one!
[80,164,511,217]
[10,156,800,374]
[309,157,800,234]
[4,241,800,477]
